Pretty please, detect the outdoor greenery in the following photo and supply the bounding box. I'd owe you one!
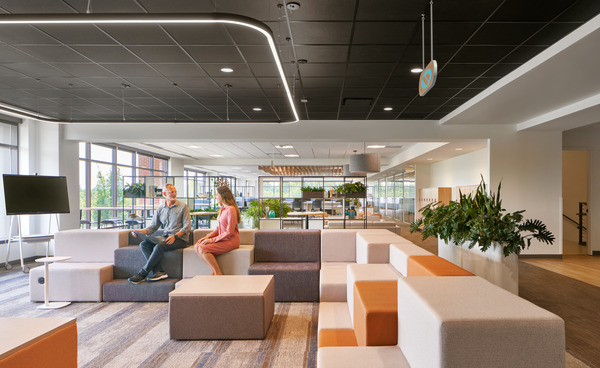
[301,186,324,192]
[123,182,145,198]
[242,199,292,228]
[333,181,367,196]
[409,178,555,257]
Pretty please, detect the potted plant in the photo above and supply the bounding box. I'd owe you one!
[333,181,367,198]
[123,182,145,198]
[409,178,555,293]
[301,186,324,199]
[242,199,292,228]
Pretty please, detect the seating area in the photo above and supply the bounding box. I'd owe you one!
[24,227,566,367]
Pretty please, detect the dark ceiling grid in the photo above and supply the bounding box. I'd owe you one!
[335,0,360,120]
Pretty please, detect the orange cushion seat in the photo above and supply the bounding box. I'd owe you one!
[318,329,358,348]
[353,281,398,346]
[407,255,475,276]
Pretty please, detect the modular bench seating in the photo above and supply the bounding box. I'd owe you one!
[316,235,566,368]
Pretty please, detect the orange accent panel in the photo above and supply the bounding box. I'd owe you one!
[354,281,397,346]
[0,322,77,368]
[318,329,358,348]
[407,255,475,276]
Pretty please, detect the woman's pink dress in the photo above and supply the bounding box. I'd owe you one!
[200,206,240,255]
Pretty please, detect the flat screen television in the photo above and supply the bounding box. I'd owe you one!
[3,174,70,215]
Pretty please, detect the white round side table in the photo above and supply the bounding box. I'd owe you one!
[35,256,72,310]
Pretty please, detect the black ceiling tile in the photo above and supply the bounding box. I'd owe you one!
[302,77,344,89]
[79,77,131,88]
[375,97,414,106]
[356,0,428,21]
[300,88,341,99]
[426,112,449,120]
[403,105,439,113]
[349,45,403,62]
[212,76,260,89]
[340,105,373,113]
[433,77,475,89]
[339,112,368,120]
[0,0,81,13]
[256,77,285,89]
[15,45,89,62]
[102,64,161,77]
[381,87,419,98]
[238,46,276,63]
[162,24,234,46]
[304,104,338,113]
[184,46,244,63]
[452,46,515,63]
[71,46,141,63]
[467,23,542,45]
[490,0,579,22]
[306,112,338,120]
[295,45,349,62]
[298,63,347,77]
[468,77,501,88]
[291,22,353,44]
[249,63,292,77]
[279,1,356,21]
[501,45,546,63]
[123,77,178,88]
[50,63,115,78]
[0,65,25,77]
[399,45,462,64]
[202,63,253,77]
[1,77,52,89]
[387,76,419,88]
[152,64,208,77]
[352,22,417,45]
[523,22,582,46]
[0,46,42,63]
[342,88,383,98]
[481,63,520,77]
[398,112,429,119]
[344,77,388,88]
[422,88,462,98]
[434,0,505,22]
[439,63,493,77]
[6,63,69,77]
[227,24,270,46]
[33,24,115,45]
[0,25,60,44]
[410,96,450,106]
[444,97,473,106]
[127,46,193,63]
[409,22,482,45]
[555,0,600,22]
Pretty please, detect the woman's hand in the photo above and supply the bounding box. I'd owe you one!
[200,237,213,245]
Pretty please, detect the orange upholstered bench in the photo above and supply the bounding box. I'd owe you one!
[0,317,77,368]
[318,329,358,348]
[407,255,475,276]
[353,281,398,346]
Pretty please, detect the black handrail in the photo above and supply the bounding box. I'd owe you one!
[563,214,586,230]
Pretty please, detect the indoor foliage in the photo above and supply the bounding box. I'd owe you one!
[301,186,324,192]
[409,178,555,256]
[333,181,367,196]
[242,199,292,228]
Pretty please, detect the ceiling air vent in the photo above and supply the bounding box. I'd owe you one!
[343,98,373,106]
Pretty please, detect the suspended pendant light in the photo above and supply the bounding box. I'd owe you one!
[349,145,380,173]
[343,164,366,177]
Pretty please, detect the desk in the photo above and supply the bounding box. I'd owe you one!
[35,256,72,309]
[190,211,218,229]
[287,211,325,229]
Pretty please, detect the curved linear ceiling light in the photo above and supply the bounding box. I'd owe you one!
[0,13,299,124]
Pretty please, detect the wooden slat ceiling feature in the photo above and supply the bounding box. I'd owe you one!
[258,165,344,176]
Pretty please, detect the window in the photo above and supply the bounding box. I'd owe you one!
[0,121,18,237]
[79,143,168,227]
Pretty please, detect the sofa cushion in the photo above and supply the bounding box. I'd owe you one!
[248,262,320,302]
[407,255,475,276]
[55,229,130,263]
[113,246,183,279]
[254,229,320,262]
[102,278,178,302]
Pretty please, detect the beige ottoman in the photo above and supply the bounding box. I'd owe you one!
[169,275,275,340]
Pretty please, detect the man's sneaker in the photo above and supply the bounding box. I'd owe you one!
[128,272,147,284]
[147,271,168,282]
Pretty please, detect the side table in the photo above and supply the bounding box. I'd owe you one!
[35,256,72,309]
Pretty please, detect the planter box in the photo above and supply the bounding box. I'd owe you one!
[344,191,366,199]
[302,191,324,199]
[438,239,519,294]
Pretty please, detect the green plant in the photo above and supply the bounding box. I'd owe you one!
[242,199,292,228]
[409,178,555,256]
[301,186,324,192]
[123,182,145,198]
[333,181,366,196]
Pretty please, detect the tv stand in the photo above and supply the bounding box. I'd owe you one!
[4,215,57,273]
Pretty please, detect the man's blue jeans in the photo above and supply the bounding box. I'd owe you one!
[139,237,187,275]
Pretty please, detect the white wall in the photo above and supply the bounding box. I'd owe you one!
[429,148,488,188]
[564,122,600,254]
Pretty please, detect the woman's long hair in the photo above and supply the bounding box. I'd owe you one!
[216,185,241,224]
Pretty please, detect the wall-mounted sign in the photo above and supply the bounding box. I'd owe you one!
[419,60,438,97]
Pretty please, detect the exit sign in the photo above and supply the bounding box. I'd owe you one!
[419,60,438,97]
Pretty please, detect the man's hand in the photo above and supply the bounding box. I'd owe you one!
[166,235,176,245]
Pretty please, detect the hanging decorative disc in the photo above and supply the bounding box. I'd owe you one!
[418,60,437,97]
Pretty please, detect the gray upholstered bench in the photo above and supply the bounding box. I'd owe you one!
[169,275,274,340]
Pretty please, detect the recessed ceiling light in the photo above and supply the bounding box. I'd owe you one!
[367,145,386,149]
[411,68,423,73]
[455,148,464,151]
[284,154,299,158]
[210,154,224,157]
[383,107,393,111]
[275,144,293,149]
[252,107,262,111]
[220,67,234,73]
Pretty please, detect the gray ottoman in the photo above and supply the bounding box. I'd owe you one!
[169,275,275,340]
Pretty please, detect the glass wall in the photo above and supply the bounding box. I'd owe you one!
[0,121,18,237]
[372,169,416,224]
[79,143,168,227]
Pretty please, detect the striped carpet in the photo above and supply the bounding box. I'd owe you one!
[0,263,591,367]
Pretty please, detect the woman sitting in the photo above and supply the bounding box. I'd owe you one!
[194,185,241,275]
